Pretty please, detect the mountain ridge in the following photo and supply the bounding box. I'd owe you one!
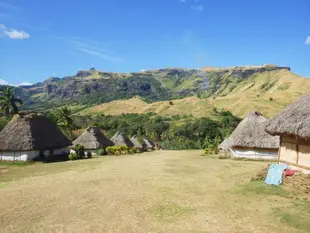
[2,64,309,118]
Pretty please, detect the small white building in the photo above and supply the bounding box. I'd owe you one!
[73,126,114,155]
[0,113,71,161]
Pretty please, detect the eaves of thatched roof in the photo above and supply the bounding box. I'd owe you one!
[0,113,71,151]
[73,126,114,149]
[228,111,279,149]
[130,135,147,149]
[111,131,134,147]
[266,92,310,140]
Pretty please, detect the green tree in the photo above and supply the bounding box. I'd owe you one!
[0,86,23,117]
[53,107,74,137]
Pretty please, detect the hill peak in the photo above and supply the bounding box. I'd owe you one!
[202,64,290,72]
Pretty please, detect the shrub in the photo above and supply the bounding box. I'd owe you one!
[116,147,122,155]
[97,148,105,156]
[106,146,114,155]
[269,97,274,101]
[204,136,221,155]
[129,147,137,154]
[106,146,134,155]
[68,153,77,160]
[72,144,85,159]
[119,145,129,154]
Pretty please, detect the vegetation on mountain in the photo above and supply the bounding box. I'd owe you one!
[4,65,305,118]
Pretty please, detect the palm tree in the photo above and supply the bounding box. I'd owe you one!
[0,86,23,117]
[53,107,74,137]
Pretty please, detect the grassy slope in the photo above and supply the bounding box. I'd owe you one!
[211,69,310,117]
[77,69,310,118]
[0,151,309,233]
[78,96,219,119]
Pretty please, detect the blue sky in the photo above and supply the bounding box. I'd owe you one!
[0,0,309,86]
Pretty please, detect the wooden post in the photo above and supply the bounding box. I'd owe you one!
[277,137,282,163]
[296,144,300,165]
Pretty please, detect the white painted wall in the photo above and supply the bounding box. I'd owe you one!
[0,151,39,161]
[230,148,278,160]
[85,149,97,155]
[0,147,69,161]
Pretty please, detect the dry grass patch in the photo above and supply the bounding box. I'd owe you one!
[0,150,309,233]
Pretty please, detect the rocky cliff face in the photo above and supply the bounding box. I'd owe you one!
[4,65,294,110]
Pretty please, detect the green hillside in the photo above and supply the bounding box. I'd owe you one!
[3,64,310,118]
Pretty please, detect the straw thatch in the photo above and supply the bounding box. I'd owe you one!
[0,113,71,151]
[218,138,233,151]
[266,92,310,140]
[130,135,147,150]
[143,138,155,149]
[111,132,135,147]
[73,127,114,149]
[227,111,279,149]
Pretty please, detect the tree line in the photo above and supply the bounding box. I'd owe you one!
[0,86,241,150]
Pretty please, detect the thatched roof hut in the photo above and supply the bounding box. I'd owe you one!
[266,92,310,140]
[143,138,155,149]
[73,127,114,150]
[218,138,233,151]
[266,93,310,172]
[111,132,134,147]
[229,111,279,149]
[0,113,71,152]
[130,135,147,150]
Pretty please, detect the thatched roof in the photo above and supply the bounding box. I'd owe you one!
[73,127,114,149]
[111,132,134,147]
[130,135,147,149]
[227,111,279,149]
[266,92,310,140]
[0,113,71,151]
[143,138,155,149]
[218,138,233,151]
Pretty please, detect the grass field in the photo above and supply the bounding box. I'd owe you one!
[0,150,309,233]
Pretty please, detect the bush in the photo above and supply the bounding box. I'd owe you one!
[204,136,221,155]
[106,146,114,155]
[71,144,85,159]
[119,145,129,154]
[97,148,105,156]
[106,146,135,155]
[68,153,77,160]
[106,146,121,156]
[129,147,137,154]
[269,97,274,101]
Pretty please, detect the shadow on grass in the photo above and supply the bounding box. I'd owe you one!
[275,201,310,231]
[149,202,195,222]
[237,181,293,198]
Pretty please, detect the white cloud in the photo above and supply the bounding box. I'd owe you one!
[0,79,9,85]
[191,5,204,11]
[305,36,310,45]
[0,24,30,40]
[18,82,32,86]
[77,47,125,63]
[70,38,125,63]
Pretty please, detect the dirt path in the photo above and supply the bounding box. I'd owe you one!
[0,150,307,233]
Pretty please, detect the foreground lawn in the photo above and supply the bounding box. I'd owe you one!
[0,150,309,233]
